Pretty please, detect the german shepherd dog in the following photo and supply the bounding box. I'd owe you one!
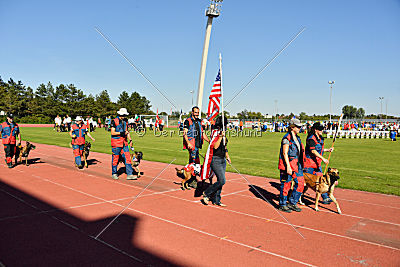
[175,163,201,190]
[303,168,342,214]
[16,142,36,166]
[118,151,143,178]
[82,141,91,168]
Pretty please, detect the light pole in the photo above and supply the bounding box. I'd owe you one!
[196,0,223,116]
[386,99,388,122]
[189,90,194,106]
[379,97,384,119]
[328,81,335,124]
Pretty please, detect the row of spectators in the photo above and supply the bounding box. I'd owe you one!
[54,115,101,133]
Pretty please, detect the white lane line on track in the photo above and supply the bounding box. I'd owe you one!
[235,193,400,227]
[15,169,315,266]
[16,151,400,238]
[15,156,400,228]
[0,182,143,263]
[14,167,400,252]
[0,187,183,223]
[7,157,400,230]
[336,197,400,210]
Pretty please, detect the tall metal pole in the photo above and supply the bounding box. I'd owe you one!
[196,1,222,116]
[386,100,388,122]
[328,81,335,124]
[190,90,194,106]
[379,97,384,119]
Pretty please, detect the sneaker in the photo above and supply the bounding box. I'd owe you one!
[127,175,138,180]
[7,163,13,168]
[288,203,302,212]
[112,174,119,180]
[321,198,333,204]
[279,205,292,213]
[214,202,227,207]
[78,164,84,169]
[201,193,210,205]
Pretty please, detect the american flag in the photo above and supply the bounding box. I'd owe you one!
[207,69,222,121]
[201,129,219,181]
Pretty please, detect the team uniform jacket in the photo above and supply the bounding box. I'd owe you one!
[111,117,129,147]
[183,116,203,150]
[304,134,324,169]
[0,121,20,145]
[278,132,305,173]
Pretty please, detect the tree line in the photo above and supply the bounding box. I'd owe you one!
[0,77,153,123]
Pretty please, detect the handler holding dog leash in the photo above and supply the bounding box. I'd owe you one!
[278,118,305,213]
[0,113,21,168]
[70,116,95,169]
[183,106,210,165]
[303,122,334,204]
[111,108,136,180]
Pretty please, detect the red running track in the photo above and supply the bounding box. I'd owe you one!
[0,142,399,266]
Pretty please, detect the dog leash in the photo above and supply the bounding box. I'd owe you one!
[323,114,344,175]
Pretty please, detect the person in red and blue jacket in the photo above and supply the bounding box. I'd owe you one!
[304,122,334,204]
[278,118,305,213]
[0,113,21,168]
[111,108,136,180]
[70,116,95,169]
[183,106,210,165]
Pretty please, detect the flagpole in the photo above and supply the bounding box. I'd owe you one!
[219,53,225,145]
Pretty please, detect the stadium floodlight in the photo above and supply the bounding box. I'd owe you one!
[196,0,223,117]
[205,0,223,17]
[328,81,335,124]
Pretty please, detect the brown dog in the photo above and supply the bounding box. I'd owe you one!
[16,142,36,166]
[303,168,342,214]
[175,163,201,190]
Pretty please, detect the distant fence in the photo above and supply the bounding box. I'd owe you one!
[326,130,392,139]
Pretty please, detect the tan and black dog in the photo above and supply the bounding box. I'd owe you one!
[303,168,342,214]
[175,163,201,190]
[16,142,36,166]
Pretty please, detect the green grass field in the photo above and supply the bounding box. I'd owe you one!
[21,127,400,196]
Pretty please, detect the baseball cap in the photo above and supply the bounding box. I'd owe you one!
[290,118,303,127]
[7,113,14,118]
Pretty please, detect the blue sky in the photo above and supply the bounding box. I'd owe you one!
[1,0,399,116]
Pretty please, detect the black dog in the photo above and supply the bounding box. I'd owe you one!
[16,142,36,166]
[82,141,91,168]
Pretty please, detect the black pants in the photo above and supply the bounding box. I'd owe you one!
[4,144,16,163]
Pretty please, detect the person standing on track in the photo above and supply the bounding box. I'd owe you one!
[0,113,21,168]
[278,118,305,213]
[201,115,231,207]
[183,106,210,165]
[70,116,95,169]
[111,108,136,180]
[304,122,334,204]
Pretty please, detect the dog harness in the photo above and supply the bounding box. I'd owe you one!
[184,163,201,176]
[71,123,88,145]
[1,121,19,145]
